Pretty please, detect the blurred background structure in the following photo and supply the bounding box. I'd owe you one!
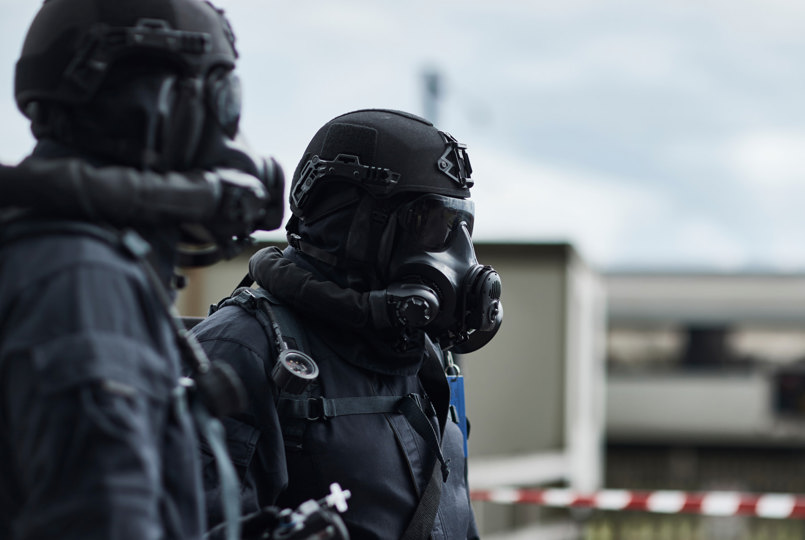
[177,244,805,539]
[4,1,805,538]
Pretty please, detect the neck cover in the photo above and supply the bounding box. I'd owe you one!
[249,246,428,376]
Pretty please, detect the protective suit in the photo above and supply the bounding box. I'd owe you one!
[192,109,503,539]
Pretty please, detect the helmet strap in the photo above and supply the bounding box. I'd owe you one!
[286,232,341,269]
[344,195,394,289]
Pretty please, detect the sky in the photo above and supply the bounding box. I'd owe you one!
[1,0,804,272]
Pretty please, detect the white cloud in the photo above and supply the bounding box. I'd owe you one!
[468,145,671,267]
[726,130,805,189]
[664,218,749,270]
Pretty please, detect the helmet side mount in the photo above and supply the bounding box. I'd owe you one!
[437,131,473,188]
[291,154,400,212]
[59,19,213,107]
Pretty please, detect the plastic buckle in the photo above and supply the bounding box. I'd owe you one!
[306,397,325,421]
[406,393,424,411]
[234,287,258,310]
[287,233,302,250]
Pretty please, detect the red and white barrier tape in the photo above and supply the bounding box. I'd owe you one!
[471,488,805,519]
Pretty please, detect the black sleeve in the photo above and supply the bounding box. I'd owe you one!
[192,306,288,530]
[1,250,204,540]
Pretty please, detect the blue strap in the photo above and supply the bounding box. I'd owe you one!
[447,375,468,457]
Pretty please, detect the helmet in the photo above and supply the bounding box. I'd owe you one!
[15,0,237,112]
[289,109,472,215]
[14,0,240,171]
[287,109,474,287]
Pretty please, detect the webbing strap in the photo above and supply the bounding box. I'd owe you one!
[278,395,404,420]
[398,396,450,482]
[401,461,443,540]
[278,393,450,482]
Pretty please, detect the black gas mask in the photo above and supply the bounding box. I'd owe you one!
[383,194,503,353]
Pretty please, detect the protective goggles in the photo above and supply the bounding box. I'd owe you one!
[397,194,475,251]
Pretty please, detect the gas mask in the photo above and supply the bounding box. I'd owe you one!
[383,194,503,353]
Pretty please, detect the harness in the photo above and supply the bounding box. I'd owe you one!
[212,284,453,540]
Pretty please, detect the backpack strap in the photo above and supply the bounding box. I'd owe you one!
[279,392,449,482]
[211,286,306,353]
[211,286,316,449]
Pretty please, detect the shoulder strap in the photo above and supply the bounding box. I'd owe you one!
[212,286,317,449]
[212,286,308,353]
[399,342,453,540]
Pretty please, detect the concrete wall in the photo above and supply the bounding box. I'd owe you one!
[465,244,606,536]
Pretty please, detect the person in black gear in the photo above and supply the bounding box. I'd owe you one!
[0,1,285,539]
[192,109,503,539]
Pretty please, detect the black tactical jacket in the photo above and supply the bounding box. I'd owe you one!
[193,256,479,539]
[0,217,205,540]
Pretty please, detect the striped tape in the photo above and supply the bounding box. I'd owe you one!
[470,488,805,519]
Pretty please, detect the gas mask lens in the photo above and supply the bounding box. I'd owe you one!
[398,194,475,251]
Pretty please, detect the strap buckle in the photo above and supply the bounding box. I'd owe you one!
[306,396,326,421]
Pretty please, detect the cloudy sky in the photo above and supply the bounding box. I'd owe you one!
[2,0,804,272]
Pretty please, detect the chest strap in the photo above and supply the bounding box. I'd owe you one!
[278,395,407,421]
[279,393,449,482]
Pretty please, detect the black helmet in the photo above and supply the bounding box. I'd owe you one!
[287,109,474,288]
[14,0,241,172]
[15,0,237,115]
[290,109,472,215]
